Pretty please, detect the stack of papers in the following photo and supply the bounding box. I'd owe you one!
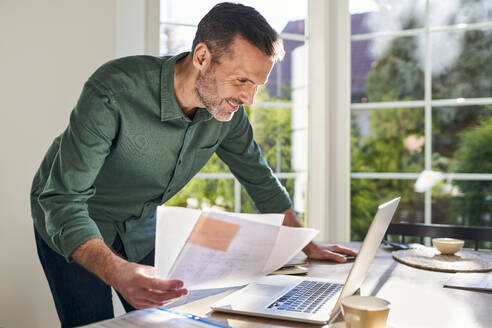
[444,272,492,292]
[154,206,318,290]
[83,308,231,328]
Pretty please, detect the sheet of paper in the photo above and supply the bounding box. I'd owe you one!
[166,287,236,308]
[82,308,223,328]
[155,208,283,279]
[155,207,318,291]
[270,265,309,275]
[262,225,318,274]
[154,206,202,279]
[444,272,492,291]
[167,210,280,290]
[222,211,285,226]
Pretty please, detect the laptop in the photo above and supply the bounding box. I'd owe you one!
[211,197,400,325]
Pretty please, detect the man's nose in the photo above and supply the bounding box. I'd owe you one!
[242,85,257,106]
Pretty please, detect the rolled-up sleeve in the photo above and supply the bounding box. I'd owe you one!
[37,79,119,260]
[216,107,292,213]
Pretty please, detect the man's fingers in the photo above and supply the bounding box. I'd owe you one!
[139,287,188,304]
[153,288,188,303]
[331,245,358,256]
[140,276,184,291]
[130,288,188,309]
[114,263,190,310]
[132,298,162,309]
[324,250,347,263]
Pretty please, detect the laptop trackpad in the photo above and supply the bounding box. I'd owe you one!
[243,284,286,297]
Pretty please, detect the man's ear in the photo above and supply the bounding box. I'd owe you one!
[192,43,212,72]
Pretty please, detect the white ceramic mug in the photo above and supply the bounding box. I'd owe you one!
[341,295,390,328]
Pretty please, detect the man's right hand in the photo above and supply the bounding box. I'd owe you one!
[72,238,188,309]
[111,261,188,309]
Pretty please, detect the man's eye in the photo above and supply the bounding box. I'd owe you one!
[237,79,247,83]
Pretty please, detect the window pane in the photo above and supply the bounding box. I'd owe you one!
[165,178,235,211]
[247,103,293,173]
[351,36,425,103]
[161,0,307,35]
[350,0,426,35]
[351,179,424,241]
[160,24,196,56]
[200,154,231,173]
[240,186,258,214]
[432,180,492,226]
[430,0,492,26]
[241,177,306,222]
[432,105,492,173]
[268,42,306,100]
[431,29,492,99]
[351,108,425,173]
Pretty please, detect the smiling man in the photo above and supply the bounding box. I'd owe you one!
[30,2,356,327]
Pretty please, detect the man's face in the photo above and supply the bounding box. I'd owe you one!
[194,36,274,122]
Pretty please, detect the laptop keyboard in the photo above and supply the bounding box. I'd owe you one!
[267,280,343,314]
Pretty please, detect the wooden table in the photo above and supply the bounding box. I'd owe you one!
[171,243,492,328]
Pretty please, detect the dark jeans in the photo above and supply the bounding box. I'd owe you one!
[34,228,155,328]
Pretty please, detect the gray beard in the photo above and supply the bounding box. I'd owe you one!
[194,84,211,109]
[193,66,218,110]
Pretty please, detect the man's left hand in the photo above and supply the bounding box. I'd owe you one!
[281,207,358,263]
[303,241,358,263]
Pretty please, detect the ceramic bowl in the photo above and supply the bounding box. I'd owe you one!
[432,238,464,255]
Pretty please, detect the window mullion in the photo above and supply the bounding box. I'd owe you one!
[424,0,432,226]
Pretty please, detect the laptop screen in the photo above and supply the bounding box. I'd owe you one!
[330,197,400,317]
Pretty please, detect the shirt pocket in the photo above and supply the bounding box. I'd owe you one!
[191,139,220,173]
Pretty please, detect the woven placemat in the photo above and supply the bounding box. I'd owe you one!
[392,246,492,273]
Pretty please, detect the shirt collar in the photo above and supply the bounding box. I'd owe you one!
[160,52,213,123]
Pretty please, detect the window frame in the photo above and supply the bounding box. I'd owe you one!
[349,0,492,229]
[150,0,492,241]
[116,0,160,58]
[307,0,351,243]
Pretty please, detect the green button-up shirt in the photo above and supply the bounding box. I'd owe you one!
[30,52,292,262]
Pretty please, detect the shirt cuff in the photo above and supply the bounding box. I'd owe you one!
[255,189,293,214]
[53,219,104,262]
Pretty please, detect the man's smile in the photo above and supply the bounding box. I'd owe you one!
[226,98,241,111]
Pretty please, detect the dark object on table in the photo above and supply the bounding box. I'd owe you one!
[382,239,410,250]
[341,254,356,261]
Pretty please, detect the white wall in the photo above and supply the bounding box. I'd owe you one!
[0,1,116,327]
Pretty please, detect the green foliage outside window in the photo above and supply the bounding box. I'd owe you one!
[452,115,492,225]
[351,1,492,242]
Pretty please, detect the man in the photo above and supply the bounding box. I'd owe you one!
[31,2,356,327]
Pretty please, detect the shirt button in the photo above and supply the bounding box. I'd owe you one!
[167,189,171,193]
[178,160,182,165]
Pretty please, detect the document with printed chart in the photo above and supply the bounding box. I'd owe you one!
[154,206,318,290]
